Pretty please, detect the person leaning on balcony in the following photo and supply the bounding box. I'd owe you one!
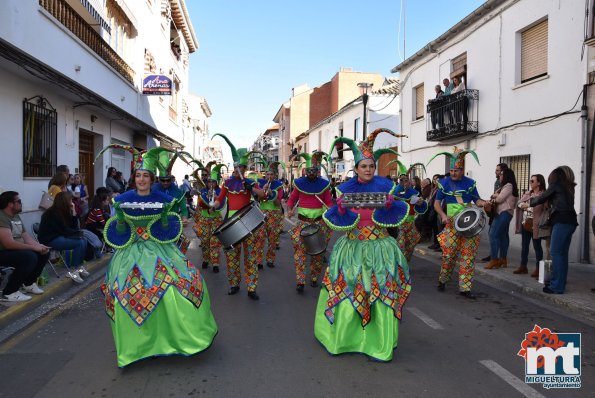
[430,85,444,130]
[0,191,50,302]
[442,78,454,125]
[451,76,468,129]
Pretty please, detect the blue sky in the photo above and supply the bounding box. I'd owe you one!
[185,0,485,149]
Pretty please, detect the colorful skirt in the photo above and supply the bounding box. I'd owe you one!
[314,226,411,361]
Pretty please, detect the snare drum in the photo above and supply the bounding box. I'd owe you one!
[213,202,266,250]
[300,224,327,256]
[176,233,191,254]
[453,207,487,238]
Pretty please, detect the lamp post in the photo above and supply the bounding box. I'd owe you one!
[357,82,373,140]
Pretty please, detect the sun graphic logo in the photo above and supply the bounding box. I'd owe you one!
[517,325,581,389]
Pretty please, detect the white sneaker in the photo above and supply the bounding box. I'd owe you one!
[67,271,84,284]
[1,291,32,302]
[22,283,44,295]
[78,266,90,278]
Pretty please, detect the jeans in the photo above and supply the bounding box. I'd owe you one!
[47,236,87,269]
[548,223,577,293]
[520,228,543,268]
[0,249,49,295]
[489,211,513,259]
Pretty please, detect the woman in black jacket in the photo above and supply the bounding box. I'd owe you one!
[38,191,89,282]
[526,166,577,294]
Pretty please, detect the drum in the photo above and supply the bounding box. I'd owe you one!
[176,233,191,255]
[213,202,266,250]
[453,207,487,238]
[300,224,327,256]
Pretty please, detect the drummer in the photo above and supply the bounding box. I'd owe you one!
[193,165,226,274]
[212,134,266,300]
[286,152,333,293]
[428,146,487,299]
[257,161,284,269]
[394,167,428,263]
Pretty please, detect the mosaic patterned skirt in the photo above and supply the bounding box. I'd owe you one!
[101,239,217,367]
[314,227,411,361]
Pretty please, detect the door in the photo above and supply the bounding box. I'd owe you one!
[377,146,399,178]
[79,131,95,198]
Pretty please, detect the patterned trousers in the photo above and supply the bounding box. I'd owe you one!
[192,214,222,266]
[253,217,267,266]
[263,209,283,264]
[289,219,330,285]
[437,222,480,292]
[397,219,421,263]
[224,228,260,292]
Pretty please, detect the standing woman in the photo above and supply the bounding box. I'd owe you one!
[105,167,122,194]
[513,174,545,276]
[70,174,89,218]
[98,145,217,367]
[48,173,68,198]
[315,128,410,361]
[485,168,519,269]
[528,166,577,294]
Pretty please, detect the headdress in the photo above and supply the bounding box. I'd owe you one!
[94,144,175,176]
[328,128,405,165]
[209,164,227,183]
[212,133,251,166]
[160,150,193,178]
[427,146,480,170]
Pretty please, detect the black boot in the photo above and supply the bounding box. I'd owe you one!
[459,291,476,299]
[437,282,445,292]
[266,262,275,268]
[227,286,240,295]
[212,266,219,273]
[202,261,209,269]
[248,291,260,300]
[310,280,319,288]
[296,284,305,293]
[257,263,263,270]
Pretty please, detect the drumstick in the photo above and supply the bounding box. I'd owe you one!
[314,195,329,210]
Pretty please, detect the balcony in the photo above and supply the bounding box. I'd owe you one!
[426,89,479,141]
[40,0,135,86]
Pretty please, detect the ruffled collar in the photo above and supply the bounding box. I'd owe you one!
[336,176,394,195]
[438,176,477,195]
[258,178,283,191]
[224,176,250,193]
[293,176,330,194]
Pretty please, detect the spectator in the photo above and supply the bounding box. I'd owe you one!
[48,165,70,189]
[105,167,123,194]
[38,191,88,282]
[115,171,127,193]
[528,166,578,294]
[451,76,468,129]
[0,191,50,302]
[412,176,422,195]
[415,178,433,242]
[70,174,89,218]
[181,174,192,193]
[513,174,545,277]
[48,173,68,198]
[481,163,509,262]
[427,174,444,251]
[443,78,453,95]
[486,168,519,270]
[85,192,110,241]
[330,177,337,201]
[430,84,444,130]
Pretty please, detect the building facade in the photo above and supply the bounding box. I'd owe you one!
[391,0,590,261]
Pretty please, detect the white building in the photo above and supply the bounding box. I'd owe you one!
[0,0,199,218]
[391,0,590,261]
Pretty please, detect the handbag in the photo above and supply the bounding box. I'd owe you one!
[38,191,53,210]
[538,206,554,229]
[522,217,533,232]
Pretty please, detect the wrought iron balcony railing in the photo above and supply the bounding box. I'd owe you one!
[40,0,135,86]
[426,89,479,141]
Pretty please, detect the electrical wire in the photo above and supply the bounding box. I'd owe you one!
[368,94,398,112]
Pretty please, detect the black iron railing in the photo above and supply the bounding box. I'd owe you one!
[426,89,479,141]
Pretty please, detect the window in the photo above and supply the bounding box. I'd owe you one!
[169,74,180,121]
[521,19,548,83]
[414,84,424,120]
[500,154,531,194]
[354,117,360,141]
[450,52,467,81]
[23,97,57,178]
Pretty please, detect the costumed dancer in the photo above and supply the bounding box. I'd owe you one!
[428,146,487,299]
[314,128,411,361]
[151,150,192,254]
[212,134,265,300]
[286,152,333,292]
[189,160,209,267]
[258,161,284,268]
[96,145,217,367]
[394,163,429,262]
[193,164,226,274]
[246,160,267,270]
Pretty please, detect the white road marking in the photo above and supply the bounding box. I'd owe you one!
[285,217,296,226]
[407,307,444,330]
[479,360,546,398]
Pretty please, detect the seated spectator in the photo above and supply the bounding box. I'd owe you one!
[85,192,110,242]
[38,191,89,281]
[70,173,89,219]
[0,191,50,302]
[48,173,68,198]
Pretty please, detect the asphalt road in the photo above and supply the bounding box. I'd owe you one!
[0,221,593,398]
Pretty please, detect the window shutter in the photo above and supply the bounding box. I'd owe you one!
[415,84,424,120]
[521,19,548,83]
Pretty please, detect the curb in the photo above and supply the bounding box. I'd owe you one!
[0,254,110,330]
[413,247,595,324]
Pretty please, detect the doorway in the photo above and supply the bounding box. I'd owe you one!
[79,131,95,197]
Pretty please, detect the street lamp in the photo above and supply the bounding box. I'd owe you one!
[357,82,373,140]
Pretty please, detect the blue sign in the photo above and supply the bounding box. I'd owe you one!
[142,75,172,95]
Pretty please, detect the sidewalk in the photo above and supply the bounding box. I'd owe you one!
[0,253,111,331]
[414,228,595,324]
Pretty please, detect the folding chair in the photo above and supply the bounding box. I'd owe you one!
[31,222,64,278]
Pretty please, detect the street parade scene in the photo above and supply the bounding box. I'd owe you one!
[0,0,594,397]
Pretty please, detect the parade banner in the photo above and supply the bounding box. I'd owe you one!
[142,75,172,95]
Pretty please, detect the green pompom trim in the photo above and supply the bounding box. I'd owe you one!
[372,210,407,228]
[103,218,135,250]
[293,183,330,195]
[322,212,360,231]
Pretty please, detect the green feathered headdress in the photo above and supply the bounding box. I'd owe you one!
[94,144,176,176]
[212,133,251,166]
[209,164,227,183]
[328,127,405,165]
[427,146,480,170]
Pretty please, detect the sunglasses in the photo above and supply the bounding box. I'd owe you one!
[160,178,172,182]
[13,199,22,204]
